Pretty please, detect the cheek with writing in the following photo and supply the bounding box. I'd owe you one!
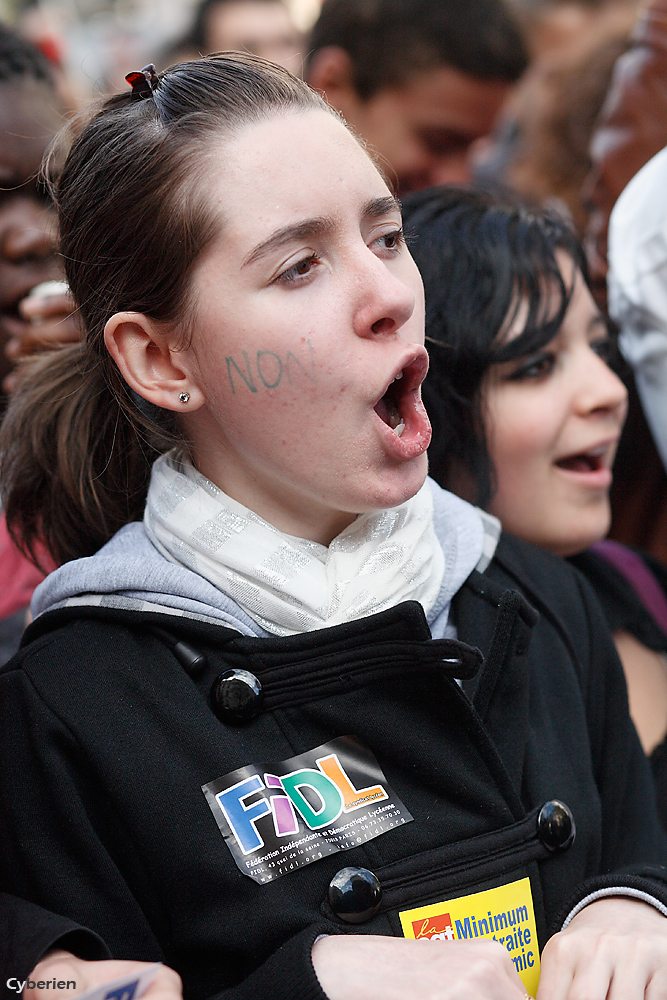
[225,339,316,396]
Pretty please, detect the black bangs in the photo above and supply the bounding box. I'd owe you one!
[490,245,574,365]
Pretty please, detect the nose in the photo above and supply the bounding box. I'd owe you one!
[427,152,473,188]
[352,247,418,340]
[575,346,628,421]
[399,155,472,196]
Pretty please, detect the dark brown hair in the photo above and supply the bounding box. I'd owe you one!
[0,53,328,568]
[306,0,528,100]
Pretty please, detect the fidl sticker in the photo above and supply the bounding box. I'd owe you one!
[202,735,413,883]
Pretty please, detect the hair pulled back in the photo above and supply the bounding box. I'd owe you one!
[0,53,328,568]
[402,185,591,507]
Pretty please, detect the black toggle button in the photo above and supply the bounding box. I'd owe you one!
[537,799,575,851]
[173,640,207,675]
[328,866,382,924]
[211,668,262,724]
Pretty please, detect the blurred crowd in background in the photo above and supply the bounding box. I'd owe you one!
[1,0,315,99]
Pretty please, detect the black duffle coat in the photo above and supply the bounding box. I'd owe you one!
[2,532,667,1000]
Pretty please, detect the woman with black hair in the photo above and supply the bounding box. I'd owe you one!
[404,184,667,820]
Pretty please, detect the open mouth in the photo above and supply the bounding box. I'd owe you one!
[555,444,608,474]
[374,370,406,437]
[373,354,429,440]
[556,454,602,473]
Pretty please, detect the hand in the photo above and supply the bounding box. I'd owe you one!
[312,933,528,999]
[537,897,667,999]
[3,288,80,393]
[23,951,182,1000]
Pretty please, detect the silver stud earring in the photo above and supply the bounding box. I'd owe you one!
[179,391,190,404]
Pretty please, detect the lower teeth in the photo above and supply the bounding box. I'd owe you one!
[394,421,405,437]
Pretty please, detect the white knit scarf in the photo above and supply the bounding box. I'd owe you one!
[144,453,446,636]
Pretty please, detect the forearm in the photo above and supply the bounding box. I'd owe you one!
[0,896,110,1000]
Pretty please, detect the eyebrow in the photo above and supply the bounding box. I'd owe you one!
[242,195,401,268]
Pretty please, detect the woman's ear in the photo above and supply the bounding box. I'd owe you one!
[306,47,363,120]
[104,312,205,412]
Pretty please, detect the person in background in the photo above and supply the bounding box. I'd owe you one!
[472,6,634,233]
[404,184,667,824]
[584,0,667,309]
[304,0,528,195]
[573,0,667,563]
[507,0,639,60]
[472,0,667,563]
[0,23,79,663]
[162,0,303,74]
[607,145,667,477]
[0,24,77,399]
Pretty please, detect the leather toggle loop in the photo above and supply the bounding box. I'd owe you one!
[148,625,208,675]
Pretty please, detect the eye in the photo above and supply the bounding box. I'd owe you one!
[276,252,321,285]
[506,351,556,382]
[372,228,405,254]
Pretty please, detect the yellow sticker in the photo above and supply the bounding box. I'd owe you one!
[399,877,540,997]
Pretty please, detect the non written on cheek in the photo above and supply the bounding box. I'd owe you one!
[225,339,316,395]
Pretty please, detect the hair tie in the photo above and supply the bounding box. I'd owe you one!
[125,63,160,101]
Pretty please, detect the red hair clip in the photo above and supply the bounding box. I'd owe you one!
[125,64,159,101]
